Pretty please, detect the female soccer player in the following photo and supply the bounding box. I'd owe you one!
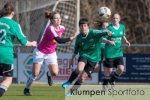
[62,18,112,90]
[92,20,110,83]
[102,13,130,90]
[0,2,37,97]
[93,20,109,65]
[24,10,76,96]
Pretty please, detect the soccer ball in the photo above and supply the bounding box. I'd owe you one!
[98,7,111,19]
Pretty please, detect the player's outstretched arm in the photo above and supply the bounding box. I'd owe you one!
[26,41,37,47]
[102,38,115,46]
[54,32,77,43]
[69,31,78,40]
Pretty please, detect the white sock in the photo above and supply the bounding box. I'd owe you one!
[0,84,7,91]
[25,76,37,89]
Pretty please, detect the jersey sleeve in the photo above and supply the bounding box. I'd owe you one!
[50,25,70,43]
[54,37,71,43]
[13,23,27,46]
[122,24,126,36]
[102,35,109,40]
[50,25,59,37]
[50,25,65,37]
[92,28,108,37]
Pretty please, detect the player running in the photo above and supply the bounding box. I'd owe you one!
[23,10,76,96]
[62,18,112,91]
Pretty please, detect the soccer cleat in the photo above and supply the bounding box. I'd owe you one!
[24,88,31,96]
[46,72,53,86]
[109,81,115,90]
[101,78,109,91]
[0,88,5,97]
[66,91,72,97]
[101,85,109,91]
[62,81,71,89]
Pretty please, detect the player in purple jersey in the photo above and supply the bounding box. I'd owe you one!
[24,10,76,96]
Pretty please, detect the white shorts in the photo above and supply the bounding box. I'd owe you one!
[33,48,58,65]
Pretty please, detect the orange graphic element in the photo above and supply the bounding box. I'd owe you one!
[52,39,57,43]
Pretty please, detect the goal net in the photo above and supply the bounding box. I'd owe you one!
[0,0,79,53]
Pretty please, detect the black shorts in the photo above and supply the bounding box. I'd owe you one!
[98,48,104,64]
[0,63,13,77]
[78,56,97,77]
[103,57,124,68]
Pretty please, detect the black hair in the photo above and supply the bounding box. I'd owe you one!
[79,18,89,26]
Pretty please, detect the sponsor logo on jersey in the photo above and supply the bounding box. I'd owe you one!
[120,31,123,35]
[89,39,94,42]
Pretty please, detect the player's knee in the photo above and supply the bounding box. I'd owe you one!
[76,68,83,73]
[118,66,124,73]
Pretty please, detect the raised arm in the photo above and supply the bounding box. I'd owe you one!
[102,38,115,46]
[26,41,37,47]
[93,28,112,37]
[51,26,76,43]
